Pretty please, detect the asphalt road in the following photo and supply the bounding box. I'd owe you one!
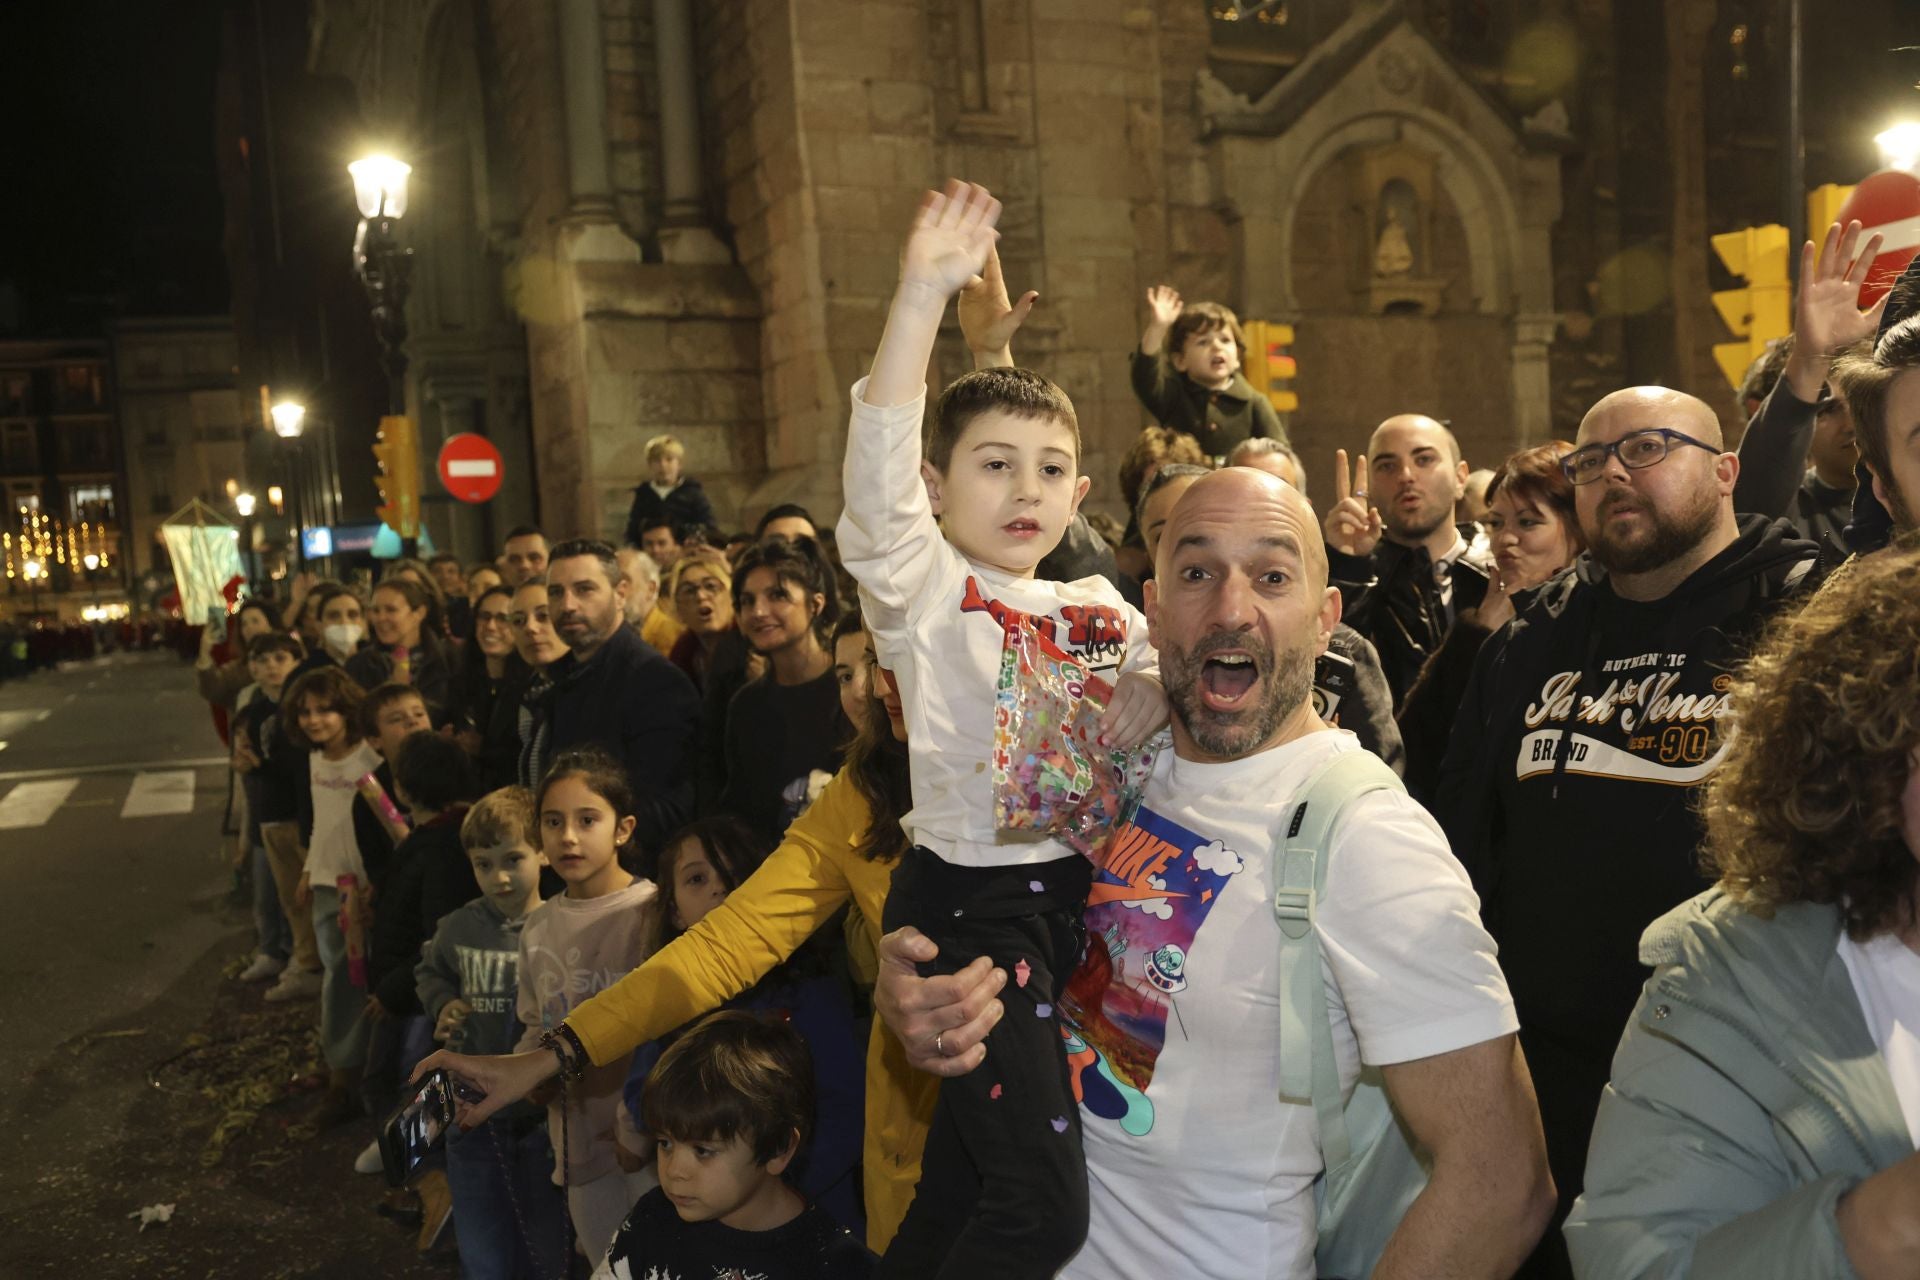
[0,652,455,1278]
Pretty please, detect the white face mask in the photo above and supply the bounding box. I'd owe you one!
[323,622,364,653]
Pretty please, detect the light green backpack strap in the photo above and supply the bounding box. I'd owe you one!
[1274,749,1406,1169]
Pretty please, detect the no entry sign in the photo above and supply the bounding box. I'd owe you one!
[436,433,504,504]
[1836,169,1920,307]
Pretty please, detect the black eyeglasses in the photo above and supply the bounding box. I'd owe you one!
[1561,428,1720,486]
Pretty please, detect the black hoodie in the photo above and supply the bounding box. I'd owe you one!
[1434,515,1820,1054]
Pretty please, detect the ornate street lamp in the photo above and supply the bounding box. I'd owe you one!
[348,155,414,414]
[270,400,307,439]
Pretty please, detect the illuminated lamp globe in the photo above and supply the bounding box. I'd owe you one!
[349,155,412,220]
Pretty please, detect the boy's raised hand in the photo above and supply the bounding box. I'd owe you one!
[1146,285,1183,327]
[899,180,1002,301]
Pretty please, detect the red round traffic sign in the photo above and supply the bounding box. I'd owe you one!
[1836,169,1920,307]
[436,433,504,504]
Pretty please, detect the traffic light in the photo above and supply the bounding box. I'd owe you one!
[371,415,421,538]
[1241,320,1300,414]
[1807,184,1856,240]
[1709,224,1791,391]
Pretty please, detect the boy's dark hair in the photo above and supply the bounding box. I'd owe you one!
[428,551,462,570]
[546,538,625,585]
[1165,300,1249,365]
[463,785,538,852]
[731,534,839,642]
[360,680,429,738]
[639,515,686,543]
[394,730,476,813]
[536,746,635,826]
[641,1009,814,1164]
[503,525,546,544]
[754,503,816,537]
[247,632,305,663]
[640,816,772,955]
[281,667,367,746]
[925,367,1079,474]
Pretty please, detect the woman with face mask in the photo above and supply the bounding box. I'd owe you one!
[284,585,370,683]
[344,576,454,715]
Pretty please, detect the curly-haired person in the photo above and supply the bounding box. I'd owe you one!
[1566,543,1920,1280]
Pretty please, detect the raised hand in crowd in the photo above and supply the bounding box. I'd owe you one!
[1138,284,1183,356]
[957,243,1037,370]
[867,180,1001,407]
[1324,447,1385,558]
[1783,219,1889,402]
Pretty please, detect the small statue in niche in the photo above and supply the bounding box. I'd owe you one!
[1374,206,1414,277]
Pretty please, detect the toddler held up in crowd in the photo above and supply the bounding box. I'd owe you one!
[835,180,1167,1278]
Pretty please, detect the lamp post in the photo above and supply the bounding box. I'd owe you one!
[349,155,417,556]
[270,400,308,568]
[22,558,42,616]
[235,491,257,589]
[348,156,414,416]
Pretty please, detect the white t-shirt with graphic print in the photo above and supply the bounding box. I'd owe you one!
[1060,730,1517,1280]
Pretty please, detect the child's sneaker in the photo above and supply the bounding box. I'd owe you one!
[353,1138,385,1175]
[265,967,323,1002]
[238,953,286,983]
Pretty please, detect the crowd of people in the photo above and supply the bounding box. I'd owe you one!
[172,188,1920,1280]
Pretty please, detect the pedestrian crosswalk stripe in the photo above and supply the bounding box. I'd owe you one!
[0,710,50,738]
[0,779,81,830]
[120,771,197,819]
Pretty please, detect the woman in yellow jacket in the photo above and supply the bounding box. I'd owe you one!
[416,619,935,1252]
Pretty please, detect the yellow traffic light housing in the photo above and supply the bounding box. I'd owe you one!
[1710,224,1791,391]
[371,415,421,538]
[1242,320,1301,414]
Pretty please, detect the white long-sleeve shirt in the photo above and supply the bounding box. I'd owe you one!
[836,377,1157,868]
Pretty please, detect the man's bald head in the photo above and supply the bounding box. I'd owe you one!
[1370,414,1462,467]
[1158,467,1329,593]
[1577,387,1723,449]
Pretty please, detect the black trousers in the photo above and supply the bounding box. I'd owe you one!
[879,847,1092,1280]
[1513,1025,1612,1280]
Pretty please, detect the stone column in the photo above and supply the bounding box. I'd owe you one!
[556,0,640,262]
[651,0,731,264]
[1509,313,1560,449]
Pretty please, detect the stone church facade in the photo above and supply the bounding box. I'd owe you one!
[281,0,1908,545]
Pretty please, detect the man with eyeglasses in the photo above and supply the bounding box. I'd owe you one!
[1432,385,1821,1280]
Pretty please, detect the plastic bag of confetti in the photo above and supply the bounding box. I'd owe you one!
[991,616,1158,861]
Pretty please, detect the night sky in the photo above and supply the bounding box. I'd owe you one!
[0,0,228,335]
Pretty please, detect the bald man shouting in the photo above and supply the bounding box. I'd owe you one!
[876,468,1554,1279]
[1433,386,1822,1279]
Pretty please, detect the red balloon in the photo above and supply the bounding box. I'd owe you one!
[1836,169,1920,307]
